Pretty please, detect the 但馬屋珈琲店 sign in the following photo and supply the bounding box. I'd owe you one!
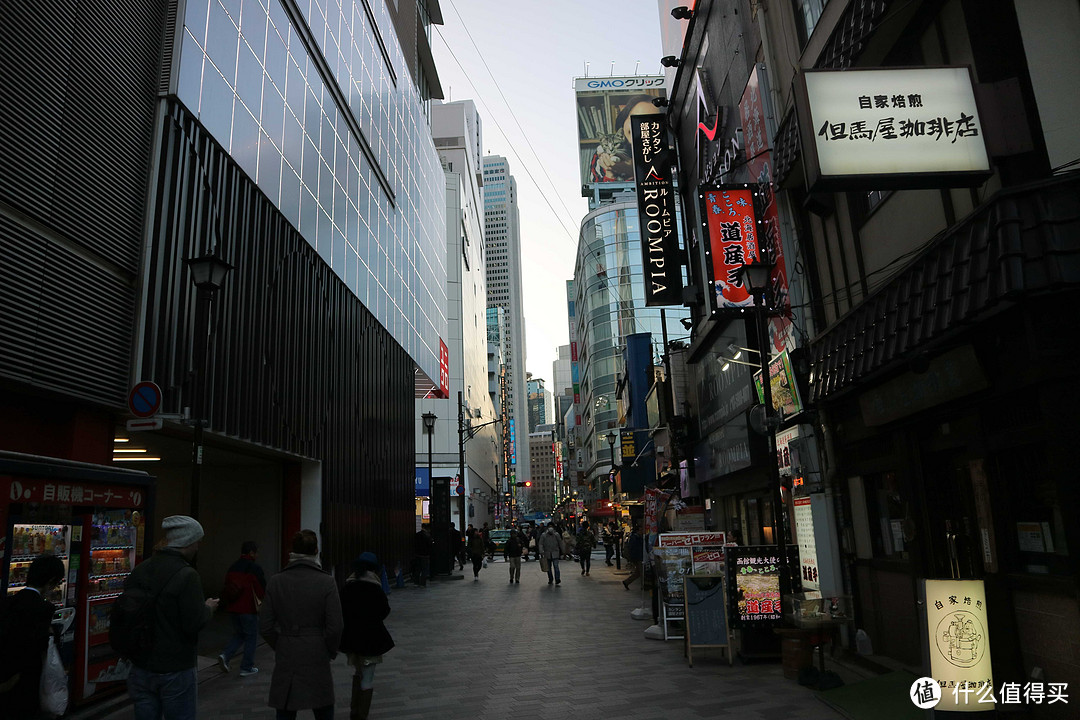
[794,66,991,192]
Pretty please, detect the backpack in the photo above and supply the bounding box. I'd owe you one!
[109,564,184,663]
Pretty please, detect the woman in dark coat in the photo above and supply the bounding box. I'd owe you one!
[0,555,65,719]
[466,528,486,580]
[339,552,395,720]
[260,530,343,720]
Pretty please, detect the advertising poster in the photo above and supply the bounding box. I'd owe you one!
[739,65,794,352]
[753,350,804,419]
[726,545,798,628]
[574,76,666,188]
[629,114,683,306]
[793,496,820,591]
[920,579,995,712]
[700,186,762,311]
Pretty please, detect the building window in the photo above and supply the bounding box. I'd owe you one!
[793,0,827,47]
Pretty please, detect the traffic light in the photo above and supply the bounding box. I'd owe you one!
[515,481,532,488]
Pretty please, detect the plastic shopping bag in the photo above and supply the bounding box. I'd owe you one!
[40,636,68,718]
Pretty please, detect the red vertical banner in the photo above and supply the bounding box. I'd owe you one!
[701,186,760,310]
[739,65,794,353]
[438,339,449,399]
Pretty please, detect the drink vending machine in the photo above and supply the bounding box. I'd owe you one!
[1,465,153,706]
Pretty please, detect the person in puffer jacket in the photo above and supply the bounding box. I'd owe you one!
[217,540,267,677]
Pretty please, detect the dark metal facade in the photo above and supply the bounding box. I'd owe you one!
[143,100,417,572]
[0,0,164,406]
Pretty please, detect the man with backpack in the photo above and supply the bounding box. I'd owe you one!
[216,540,266,677]
[115,515,218,720]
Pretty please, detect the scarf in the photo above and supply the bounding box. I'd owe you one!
[287,552,321,568]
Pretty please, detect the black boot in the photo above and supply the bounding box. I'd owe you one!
[351,677,375,719]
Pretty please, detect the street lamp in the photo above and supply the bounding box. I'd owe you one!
[184,252,233,518]
[737,261,791,609]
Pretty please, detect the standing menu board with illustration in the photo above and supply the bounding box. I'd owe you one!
[726,546,800,628]
[683,575,732,666]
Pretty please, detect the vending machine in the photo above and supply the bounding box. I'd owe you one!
[0,460,153,707]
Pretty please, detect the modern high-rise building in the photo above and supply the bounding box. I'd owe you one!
[553,344,573,398]
[483,155,529,487]
[526,374,552,432]
[571,202,689,501]
[1,0,449,653]
[418,99,498,536]
[528,426,557,514]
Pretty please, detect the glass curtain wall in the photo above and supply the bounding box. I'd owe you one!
[574,202,688,485]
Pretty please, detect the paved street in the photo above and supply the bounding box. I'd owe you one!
[94,552,847,720]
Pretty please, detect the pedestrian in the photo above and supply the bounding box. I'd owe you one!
[576,521,597,576]
[217,540,266,678]
[517,526,531,563]
[622,523,644,591]
[530,525,542,562]
[413,523,432,586]
[0,554,65,718]
[449,522,464,570]
[340,552,395,720]
[602,522,615,566]
[481,521,494,560]
[260,529,344,720]
[539,523,563,585]
[125,515,219,720]
[504,530,522,583]
[560,524,575,561]
[467,527,486,579]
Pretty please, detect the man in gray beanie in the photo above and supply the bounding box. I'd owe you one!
[122,515,219,720]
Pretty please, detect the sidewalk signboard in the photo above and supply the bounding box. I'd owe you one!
[917,578,995,712]
[652,545,692,640]
[658,531,728,574]
[726,545,800,629]
[684,574,732,667]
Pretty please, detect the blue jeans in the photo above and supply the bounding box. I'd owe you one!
[547,558,561,583]
[222,613,258,670]
[128,666,197,720]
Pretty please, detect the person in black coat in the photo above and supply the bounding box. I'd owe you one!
[340,553,395,720]
[0,554,65,719]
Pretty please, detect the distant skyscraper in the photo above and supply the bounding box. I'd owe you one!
[527,375,551,432]
[483,155,529,485]
[553,345,573,398]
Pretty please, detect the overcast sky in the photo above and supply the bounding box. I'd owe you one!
[430,0,665,383]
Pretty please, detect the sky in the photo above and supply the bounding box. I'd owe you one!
[430,0,665,384]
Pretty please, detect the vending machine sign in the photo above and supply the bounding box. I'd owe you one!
[4,477,145,508]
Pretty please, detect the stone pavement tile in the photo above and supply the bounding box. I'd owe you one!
[88,550,850,720]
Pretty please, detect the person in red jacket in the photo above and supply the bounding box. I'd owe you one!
[217,540,266,677]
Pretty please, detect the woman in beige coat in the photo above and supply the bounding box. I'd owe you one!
[259,530,344,720]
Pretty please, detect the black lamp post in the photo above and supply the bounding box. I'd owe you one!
[605,431,622,569]
[738,261,791,609]
[184,252,233,519]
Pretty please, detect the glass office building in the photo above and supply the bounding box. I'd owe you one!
[176,0,446,377]
[572,201,688,488]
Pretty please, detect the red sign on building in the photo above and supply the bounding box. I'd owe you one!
[438,339,449,399]
[739,64,795,352]
[701,186,761,310]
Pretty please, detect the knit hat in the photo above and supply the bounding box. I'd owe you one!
[162,515,205,548]
[353,552,379,575]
